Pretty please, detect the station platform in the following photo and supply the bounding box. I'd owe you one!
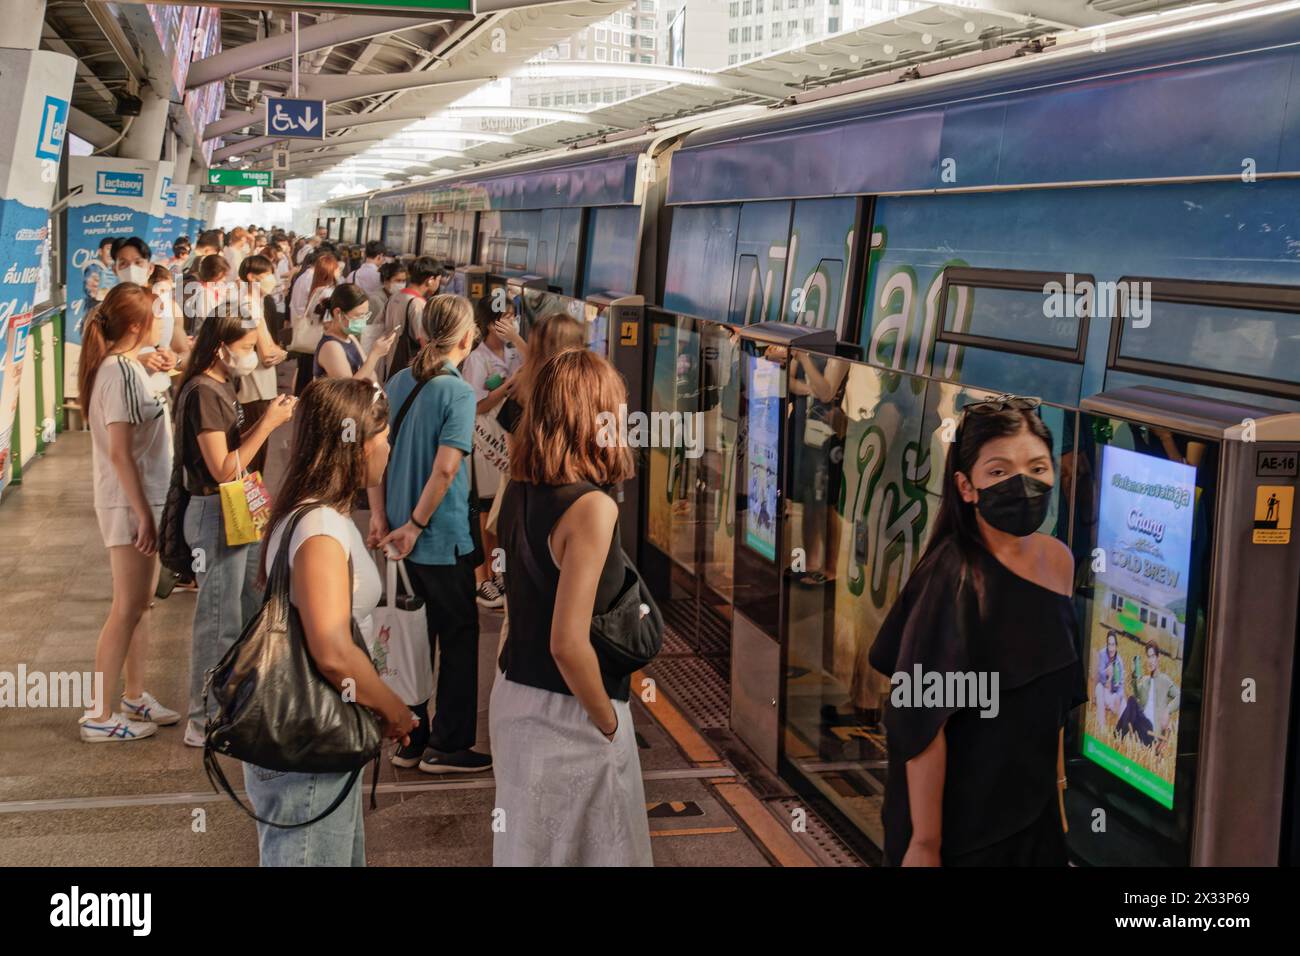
[0,429,858,868]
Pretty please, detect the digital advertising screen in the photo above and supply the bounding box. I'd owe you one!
[743,352,781,562]
[1082,443,1197,809]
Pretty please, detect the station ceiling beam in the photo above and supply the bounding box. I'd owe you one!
[185,15,441,90]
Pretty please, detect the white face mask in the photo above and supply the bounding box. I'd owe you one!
[116,262,149,285]
[387,281,404,294]
[222,347,259,377]
[258,273,277,295]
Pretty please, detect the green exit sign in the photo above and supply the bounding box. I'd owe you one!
[209,169,272,188]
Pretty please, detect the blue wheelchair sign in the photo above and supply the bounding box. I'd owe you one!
[265,96,327,140]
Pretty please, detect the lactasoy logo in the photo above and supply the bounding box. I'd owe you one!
[96,171,144,197]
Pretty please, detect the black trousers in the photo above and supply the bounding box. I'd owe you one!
[291,352,314,396]
[405,553,480,753]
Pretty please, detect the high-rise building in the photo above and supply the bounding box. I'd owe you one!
[512,1,669,113]
[662,0,954,69]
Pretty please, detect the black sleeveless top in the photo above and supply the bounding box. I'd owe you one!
[498,480,630,700]
[868,536,1083,864]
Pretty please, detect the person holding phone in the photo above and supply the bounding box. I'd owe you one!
[312,284,399,383]
[461,296,527,608]
[77,283,181,742]
[177,314,298,748]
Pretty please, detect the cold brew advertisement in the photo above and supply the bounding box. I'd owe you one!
[1083,444,1196,809]
[743,353,780,561]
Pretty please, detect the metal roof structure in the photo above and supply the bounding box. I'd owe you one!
[39,0,1231,182]
[276,0,1232,185]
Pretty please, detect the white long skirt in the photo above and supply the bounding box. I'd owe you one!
[489,671,653,867]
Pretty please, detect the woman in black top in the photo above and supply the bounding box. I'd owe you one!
[491,348,651,866]
[177,313,297,748]
[869,395,1080,866]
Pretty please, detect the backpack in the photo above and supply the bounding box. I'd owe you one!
[384,292,424,381]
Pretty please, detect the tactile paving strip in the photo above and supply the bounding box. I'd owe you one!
[771,796,866,867]
[649,655,732,730]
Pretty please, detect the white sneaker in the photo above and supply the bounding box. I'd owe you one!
[79,713,158,743]
[120,691,181,726]
[183,720,206,749]
[476,579,504,610]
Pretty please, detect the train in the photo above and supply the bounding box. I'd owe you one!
[318,2,1300,867]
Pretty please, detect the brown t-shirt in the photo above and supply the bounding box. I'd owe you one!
[179,375,244,495]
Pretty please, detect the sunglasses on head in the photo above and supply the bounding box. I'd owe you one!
[961,393,1042,415]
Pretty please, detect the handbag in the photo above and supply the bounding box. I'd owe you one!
[513,483,663,679]
[158,383,195,576]
[288,286,330,353]
[202,505,384,828]
[365,558,433,706]
[218,451,272,546]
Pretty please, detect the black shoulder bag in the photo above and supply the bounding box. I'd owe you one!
[158,382,196,577]
[513,483,663,678]
[202,505,383,828]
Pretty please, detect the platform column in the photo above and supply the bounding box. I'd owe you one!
[0,0,75,497]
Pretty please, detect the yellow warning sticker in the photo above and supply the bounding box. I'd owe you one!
[1253,485,1294,544]
[620,320,638,348]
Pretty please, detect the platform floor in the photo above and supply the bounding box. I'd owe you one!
[0,424,854,867]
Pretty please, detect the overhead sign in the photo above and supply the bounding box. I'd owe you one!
[266,97,326,141]
[273,147,291,173]
[208,168,271,188]
[199,183,226,194]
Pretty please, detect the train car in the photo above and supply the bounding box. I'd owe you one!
[639,4,1300,867]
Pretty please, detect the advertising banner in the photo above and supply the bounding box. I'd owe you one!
[65,156,174,351]
[1082,444,1197,809]
[0,49,75,327]
[0,312,32,500]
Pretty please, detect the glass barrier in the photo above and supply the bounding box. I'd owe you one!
[645,312,700,575]
[781,350,1081,859]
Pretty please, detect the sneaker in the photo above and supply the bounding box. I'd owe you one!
[391,737,426,769]
[183,720,206,748]
[417,747,493,774]
[120,691,181,726]
[79,713,157,743]
[475,579,504,609]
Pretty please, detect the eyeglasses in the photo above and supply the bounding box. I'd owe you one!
[961,393,1042,415]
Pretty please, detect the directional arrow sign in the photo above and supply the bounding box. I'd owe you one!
[266,96,327,141]
[208,169,272,188]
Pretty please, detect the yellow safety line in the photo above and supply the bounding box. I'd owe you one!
[633,668,723,765]
[714,783,818,867]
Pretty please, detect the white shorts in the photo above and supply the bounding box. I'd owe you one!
[95,504,164,549]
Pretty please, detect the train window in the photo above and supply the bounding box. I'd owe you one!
[1109,276,1300,400]
[936,266,1092,363]
[506,239,529,272]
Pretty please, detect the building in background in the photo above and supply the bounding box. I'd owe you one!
[511,0,669,112]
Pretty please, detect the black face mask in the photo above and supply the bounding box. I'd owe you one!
[974,473,1052,537]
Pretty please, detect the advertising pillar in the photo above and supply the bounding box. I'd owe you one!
[64,156,173,388]
[0,46,75,498]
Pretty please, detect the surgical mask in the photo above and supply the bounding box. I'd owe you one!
[346,312,370,336]
[258,273,277,295]
[387,281,404,295]
[222,346,259,378]
[116,262,149,285]
[974,473,1053,537]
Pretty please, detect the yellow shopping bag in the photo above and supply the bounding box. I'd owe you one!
[219,453,272,546]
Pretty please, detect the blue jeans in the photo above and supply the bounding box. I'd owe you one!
[242,762,365,867]
[184,494,263,727]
